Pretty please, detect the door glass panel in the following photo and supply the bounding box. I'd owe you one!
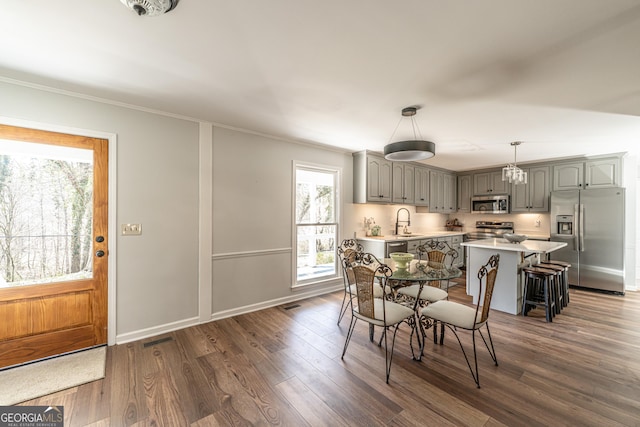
[0,139,93,288]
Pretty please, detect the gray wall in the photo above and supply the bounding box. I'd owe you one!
[211,126,356,316]
[0,79,356,342]
[0,80,200,341]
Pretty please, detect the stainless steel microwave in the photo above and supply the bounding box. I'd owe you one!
[471,195,509,214]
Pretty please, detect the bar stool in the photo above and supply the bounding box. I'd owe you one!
[534,262,564,314]
[522,266,557,322]
[544,260,571,306]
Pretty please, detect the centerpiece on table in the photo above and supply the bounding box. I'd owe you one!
[390,252,414,277]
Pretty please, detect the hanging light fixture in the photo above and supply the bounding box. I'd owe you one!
[120,0,179,17]
[502,141,528,185]
[383,107,436,161]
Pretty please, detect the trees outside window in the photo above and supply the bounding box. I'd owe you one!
[0,140,93,287]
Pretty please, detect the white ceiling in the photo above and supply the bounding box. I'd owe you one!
[1,0,640,171]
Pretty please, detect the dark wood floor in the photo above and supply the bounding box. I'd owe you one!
[21,281,640,426]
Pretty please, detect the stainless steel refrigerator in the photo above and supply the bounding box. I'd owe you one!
[549,188,625,294]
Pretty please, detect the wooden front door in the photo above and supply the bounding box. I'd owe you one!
[0,124,108,369]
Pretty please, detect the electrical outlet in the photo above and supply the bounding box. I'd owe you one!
[535,219,541,228]
[121,223,142,235]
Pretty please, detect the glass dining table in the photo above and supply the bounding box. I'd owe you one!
[375,258,463,360]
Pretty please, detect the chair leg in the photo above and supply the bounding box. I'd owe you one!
[479,324,498,366]
[383,324,401,384]
[337,292,353,325]
[418,315,429,360]
[378,328,386,347]
[341,316,357,359]
[432,320,438,344]
[408,313,422,361]
[445,324,484,388]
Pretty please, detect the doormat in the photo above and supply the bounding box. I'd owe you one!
[0,346,106,406]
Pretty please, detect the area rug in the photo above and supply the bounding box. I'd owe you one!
[0,346,106,406]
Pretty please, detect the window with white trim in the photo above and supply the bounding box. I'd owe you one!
[294,164,339,285]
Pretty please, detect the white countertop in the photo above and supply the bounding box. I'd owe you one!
[516,232,551,240]
[461,238,566,254]
[357,231,465,242]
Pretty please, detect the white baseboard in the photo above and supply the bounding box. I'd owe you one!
[116,316,200,344]
[115,285,343,344]
[209,284,342,322]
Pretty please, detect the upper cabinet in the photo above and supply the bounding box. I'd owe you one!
[430,170,456,213]
[473,170,509,195]
[353,151,392,203]
[552,157,620,191]
[443,173,457,213]
[414,166,430,207]
[354,151,623,207]
[392,163,415,204]
[511,166,550,212]
[585,159,621,189]
[457,174,472,213]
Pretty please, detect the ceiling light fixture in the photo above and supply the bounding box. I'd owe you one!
[383,107,436,162]
[120,0,179,17]
[502,141,528,185]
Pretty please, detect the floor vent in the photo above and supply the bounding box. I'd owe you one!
[284,304,301,310]
[143,336,173,348]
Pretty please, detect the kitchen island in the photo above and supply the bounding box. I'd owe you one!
[461,238,567,315]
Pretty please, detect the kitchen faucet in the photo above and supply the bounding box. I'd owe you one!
[395,208,411,235]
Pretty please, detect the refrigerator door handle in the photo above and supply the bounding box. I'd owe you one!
[574,203,580,252]
[579,203,585,252]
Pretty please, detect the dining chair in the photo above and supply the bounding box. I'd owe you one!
[337,239,363,325]
[396,239,457,307]
[337,239,388,326]
[420,253,500,388]
[341,252,416,383]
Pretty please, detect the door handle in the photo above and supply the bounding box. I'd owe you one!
[96,250,105,257]
[579,204,585,252]
[95,235,105,243]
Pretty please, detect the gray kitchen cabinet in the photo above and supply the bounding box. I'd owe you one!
[451,234,463,268]
[429,171,456,213]
[473,170,509,195]
[552,157,620,190]
[407,238,422,254]
[585,158,620,189]
[414,166,430,206]
[443,173,457,213]
[392,163,415,204]
[552,162,583,190]
[511,166,549,212]
[356,239,386,259]
[353,151,392,203]
[457,174,472,213]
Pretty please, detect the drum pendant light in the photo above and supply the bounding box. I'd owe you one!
[120,0,179,16]
[383,107,436,161]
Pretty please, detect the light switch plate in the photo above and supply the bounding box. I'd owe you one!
[121,223,142,235]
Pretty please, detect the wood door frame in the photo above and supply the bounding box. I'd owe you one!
[0,116,118,346]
